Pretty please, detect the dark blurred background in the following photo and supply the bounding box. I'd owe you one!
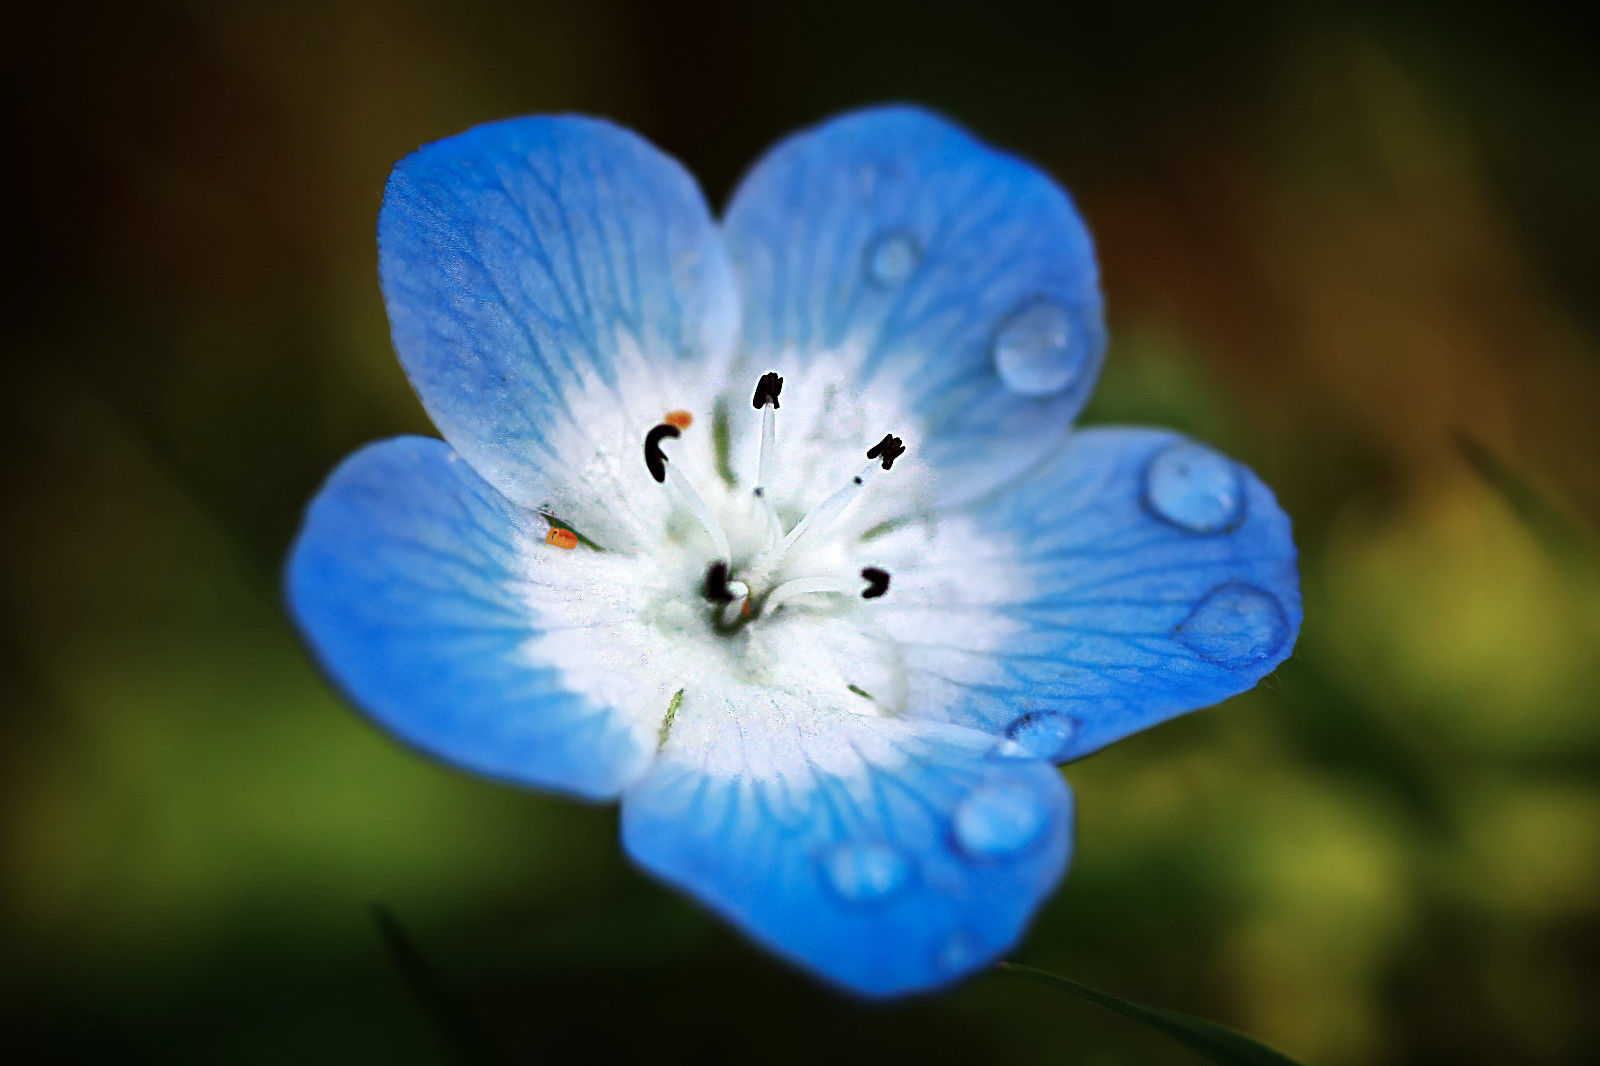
[6,1,1600,1062]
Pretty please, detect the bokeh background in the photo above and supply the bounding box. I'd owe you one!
[6,1,1600,1062]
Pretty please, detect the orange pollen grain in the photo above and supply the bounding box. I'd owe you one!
[544,528,578,550]
[664,409,693,429]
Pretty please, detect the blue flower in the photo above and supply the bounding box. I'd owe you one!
[286,107,1301,997]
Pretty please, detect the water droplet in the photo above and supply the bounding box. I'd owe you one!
[821,841,913,904]
[951,783,1049,860]
[992,300,1082,396]
[1001,711,1080,761]
[865,231,919,287]
[1143,442,1246,533]
[1176,583,1289,668]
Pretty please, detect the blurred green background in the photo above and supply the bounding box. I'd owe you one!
[6,1,1600,1062]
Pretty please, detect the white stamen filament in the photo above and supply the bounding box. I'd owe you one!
[760,574,855,614]
[756,402,776,493]
[753,401,780,545]
[648,377,902,622]
[665,463,732,562]
[773,460,880,562]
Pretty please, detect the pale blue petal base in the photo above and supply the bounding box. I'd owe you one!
[285,436,654,799]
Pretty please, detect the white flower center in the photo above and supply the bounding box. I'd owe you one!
[512,353,1028,768]
[642,372,906,632]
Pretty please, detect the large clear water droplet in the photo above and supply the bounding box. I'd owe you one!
[1144,441,1246,533]
[1177,583,1289,668]
[821,841,912,904]
[951,783,1049,860]
[992,299,1082,396]
[865,231,919,287]
[1001,711,1079,761]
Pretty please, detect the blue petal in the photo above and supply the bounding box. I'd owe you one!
[379,116,738,520]
[884,428,1301,759]
[285,436,657,799]
[722,106,1105,503]
[621,705,1073,997]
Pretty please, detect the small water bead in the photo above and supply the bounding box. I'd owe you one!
[1143,441,1246,533]
[992,299,1083,396]
[821,841,913,905]
[951,782,1049,860]
[1001,711,1079,761]
[1176,583,1290,668]
[865,231,919,287]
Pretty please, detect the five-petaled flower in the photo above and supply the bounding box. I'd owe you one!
[286,107,1301,997]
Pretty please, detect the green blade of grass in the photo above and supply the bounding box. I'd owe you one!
[1452,429,1595,568]
[370,904,497,1066]
[998,962,1308,1066]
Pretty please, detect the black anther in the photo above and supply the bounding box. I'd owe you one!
[644,423,681,483]
[752,371,784,409]
[860,567,891,599]
[704,561,735,604]
[865,433,906,471]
